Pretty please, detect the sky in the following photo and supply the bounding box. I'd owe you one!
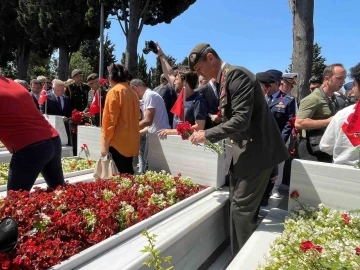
[106,0,360,79]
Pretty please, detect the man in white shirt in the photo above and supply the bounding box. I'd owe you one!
[130,79,170,173]
[320,63,360,166]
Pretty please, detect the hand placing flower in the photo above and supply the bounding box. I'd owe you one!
[189,130,207,145]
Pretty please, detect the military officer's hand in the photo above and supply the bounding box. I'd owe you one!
[189,130,206,144]
[155,42,164,56]
[211,114,222,123]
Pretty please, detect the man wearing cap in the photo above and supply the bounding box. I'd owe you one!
[188,43,288,255]
[65,69,90,112]
[86,73,108,127]
[256,70,296,199]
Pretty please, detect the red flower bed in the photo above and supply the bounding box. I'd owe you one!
[0,172,205,270]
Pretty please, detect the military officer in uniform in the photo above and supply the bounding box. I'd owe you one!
[65,69,91,155]
[187,43,288,256]
[65,69,90,112]
[257,70,296,199]
[86,73,108,127]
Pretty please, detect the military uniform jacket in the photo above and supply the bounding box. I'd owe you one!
[205,64,289,178]
[268,90,296,143]
[65,83,90,112]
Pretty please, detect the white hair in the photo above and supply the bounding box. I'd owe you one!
[37,76,47,83]
[52,79,65,88]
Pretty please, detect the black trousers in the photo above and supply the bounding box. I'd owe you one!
[229,167,272,256]
[109,147,134,175]
[8,136,65,191]
[298,138,332,163]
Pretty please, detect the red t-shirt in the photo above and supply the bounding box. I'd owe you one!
[0,77,59,153]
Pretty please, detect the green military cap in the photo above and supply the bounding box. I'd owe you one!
[71,69,83,78]
[87,73,99,82]
[188,43,211,71]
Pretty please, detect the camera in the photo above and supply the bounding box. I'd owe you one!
[142,40,158,55]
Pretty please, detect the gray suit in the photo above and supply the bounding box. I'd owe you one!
[205,64,288,255]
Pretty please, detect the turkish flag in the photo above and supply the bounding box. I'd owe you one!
[342,100,360,146]
[170,88,185,121]
[89,91,100,115]
[38,84,48,105]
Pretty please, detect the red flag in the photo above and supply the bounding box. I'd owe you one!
[38,84,48,105]
[89,91,100,115]
[170,88,185,121]
[342,100,360,146]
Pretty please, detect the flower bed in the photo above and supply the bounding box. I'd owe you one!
[0,171,205,270]
[258,192,360,270]
[0,158,95,186]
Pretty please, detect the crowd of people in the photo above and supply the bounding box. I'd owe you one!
[0,41,359,258]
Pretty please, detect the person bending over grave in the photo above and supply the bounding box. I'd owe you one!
[0,76,65,192]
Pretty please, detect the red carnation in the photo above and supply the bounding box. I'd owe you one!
[300,240,314,252]
[300,240,323,253]
[356,247,360,255]
[176,121,194,140]
[342,213,350,225]
[290,190,299,199]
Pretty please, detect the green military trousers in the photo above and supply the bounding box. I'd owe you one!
[229,167,272,256]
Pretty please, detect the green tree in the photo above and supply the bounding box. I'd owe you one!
[78,35,117,76]
[69,51,93,79]
[149,55,176,89]
[286,43,326,76]
[18,0,112,80]
[137,54,151,86]
[311,43,326,79]
[26,52,51,81]
[109,0,196,76]
[177,56,188,67]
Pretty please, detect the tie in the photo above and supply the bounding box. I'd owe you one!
[267,95,273,105]
[57,96,62,110]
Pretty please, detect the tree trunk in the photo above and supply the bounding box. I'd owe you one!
[125,0,141,76]
[289,0,314,101]
[16,41,30,80]
[58,44,70,80]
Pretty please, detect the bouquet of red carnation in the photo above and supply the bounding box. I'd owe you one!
[176,121,224,155]
[71,109,84,125]
[66,110,91,134]
[99,78,108,87]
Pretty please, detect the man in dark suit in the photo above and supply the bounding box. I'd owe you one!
[29,79,42,110]
[196,78,221,128]
[188,43,289,256]
[40,79,72,118]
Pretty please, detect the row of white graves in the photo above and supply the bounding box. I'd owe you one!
[44,126,231,269]
[226,159,360,269]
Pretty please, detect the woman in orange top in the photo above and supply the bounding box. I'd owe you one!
[101,64,140,174]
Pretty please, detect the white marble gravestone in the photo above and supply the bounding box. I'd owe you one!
[77,126,102,160]
[148,134,231,188]
[226,159,360,269]
[44,115,68,145]
[288,159,360,212]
